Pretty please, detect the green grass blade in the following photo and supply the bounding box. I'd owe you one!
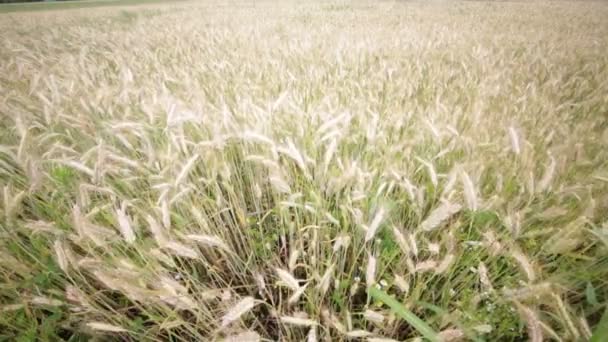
[369,287,439,342]
[591,307,608,342]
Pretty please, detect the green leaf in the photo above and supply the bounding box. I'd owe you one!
[591,307,608,342]
[368,287,439,342]
[586,282,599,306]
[415,300,447,316]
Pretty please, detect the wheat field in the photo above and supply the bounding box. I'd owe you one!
[1,0,607,341]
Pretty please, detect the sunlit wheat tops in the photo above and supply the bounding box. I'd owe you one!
[1,0,607,341]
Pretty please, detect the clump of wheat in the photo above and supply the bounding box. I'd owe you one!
[1,0,607,340]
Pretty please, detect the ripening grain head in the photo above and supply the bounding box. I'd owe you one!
[86,322,128,333]
[366,254,377,289]
[365,206,386,243]
[221,297,256,328]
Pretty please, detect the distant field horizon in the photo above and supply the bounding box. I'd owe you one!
[0,0,184,13]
